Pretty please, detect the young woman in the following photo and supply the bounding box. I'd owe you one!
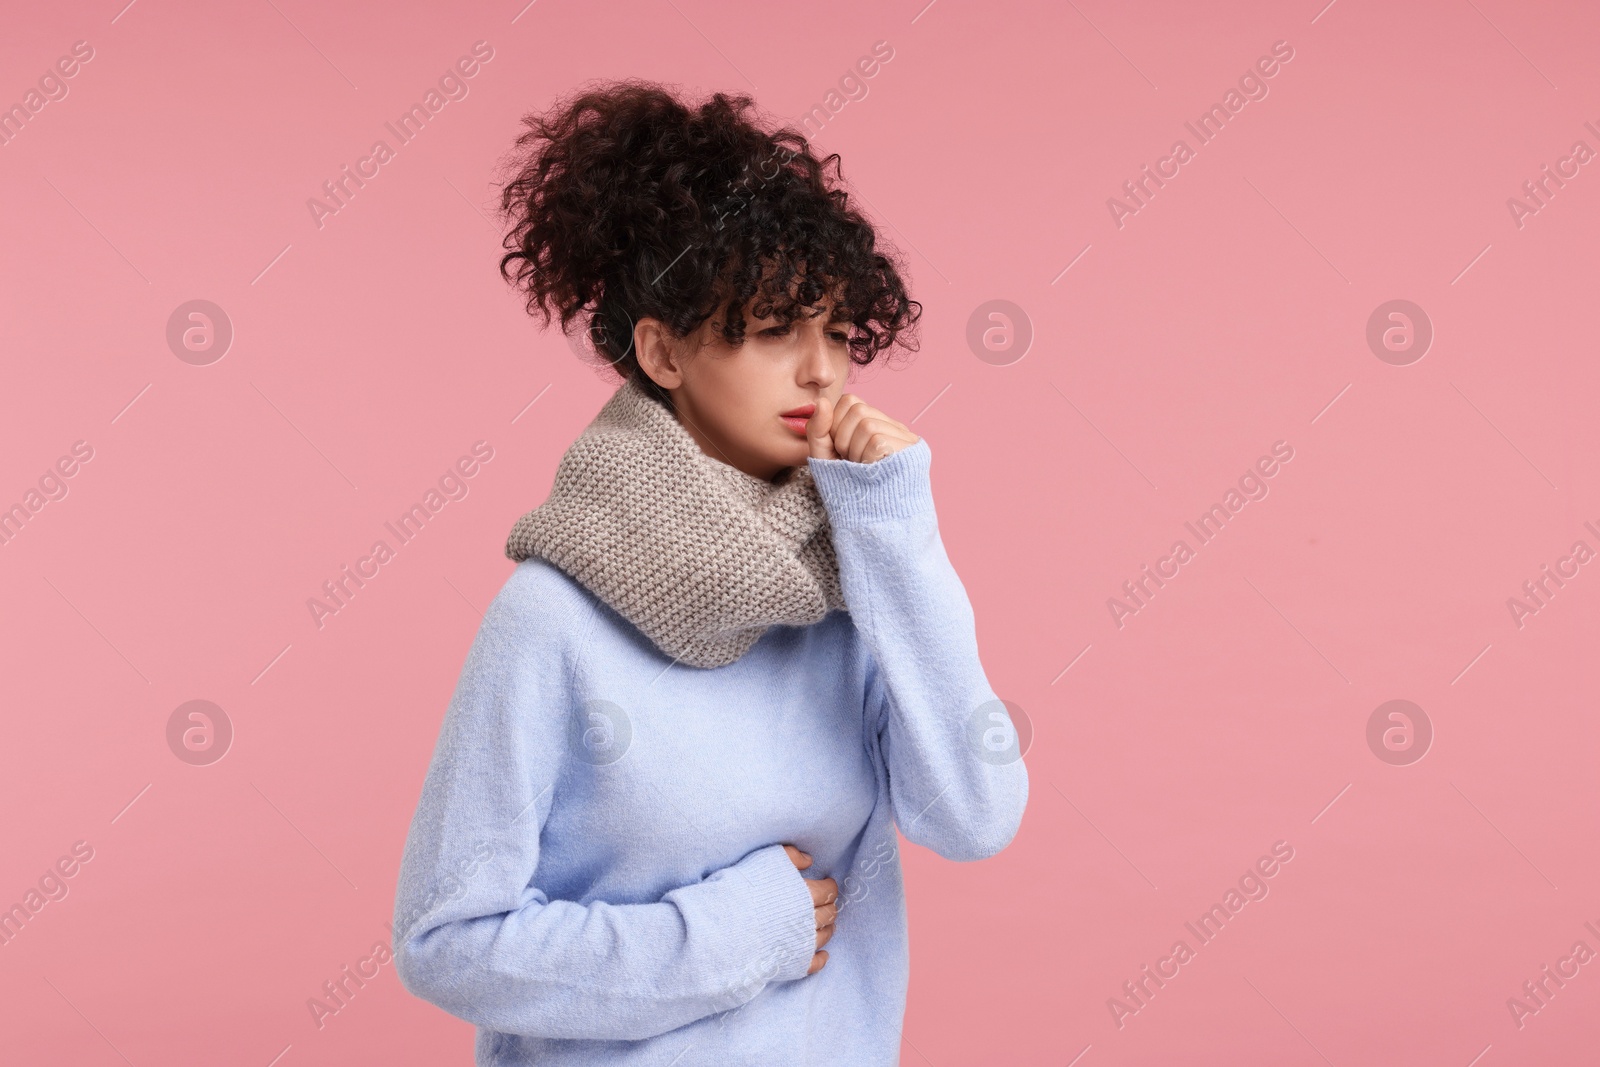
[392,79,1028,1065]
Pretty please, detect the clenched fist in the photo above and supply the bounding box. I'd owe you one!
[806,394,919,464]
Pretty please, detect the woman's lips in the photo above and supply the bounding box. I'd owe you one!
[779,404,815,437]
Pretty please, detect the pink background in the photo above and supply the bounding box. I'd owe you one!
[3,0,1598,1064]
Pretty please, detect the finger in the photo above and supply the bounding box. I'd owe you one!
[807,396,836,460]
[839,403,915,462]
[850,425,917,464]
[844,418,887,464]
[784,844,812,870]
[815,876,838,906]
[832,395,870,457]
[816,923,835,949]
[834,398,907,463]
[808,950,828,975]
[828,394,866,457]
[814,900,838,928]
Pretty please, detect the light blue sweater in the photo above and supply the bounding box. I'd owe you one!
[392,438,1029,1065]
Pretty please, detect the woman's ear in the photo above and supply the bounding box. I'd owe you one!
[633,317,685,391]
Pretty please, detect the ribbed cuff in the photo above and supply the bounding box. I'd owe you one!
[807,437,934,525]
[726,843,819,983]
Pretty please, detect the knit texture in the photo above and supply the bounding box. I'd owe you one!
[393,435,1031,1065]
[505,377,846,668]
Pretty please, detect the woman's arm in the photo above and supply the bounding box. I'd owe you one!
[391,564,819,1041]
[808,439,1029,861]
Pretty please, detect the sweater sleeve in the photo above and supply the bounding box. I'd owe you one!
[807,438,1029,861]
[391,564,820,1042]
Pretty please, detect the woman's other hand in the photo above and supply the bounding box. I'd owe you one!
[783,844,837,974]
[806,394,919,464]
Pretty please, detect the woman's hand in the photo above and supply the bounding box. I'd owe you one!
[783,844,837,974]
[806,394,920,464]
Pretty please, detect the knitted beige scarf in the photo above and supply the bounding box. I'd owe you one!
[505,376,846,668]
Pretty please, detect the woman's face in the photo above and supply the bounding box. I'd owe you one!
[635,298,855,482]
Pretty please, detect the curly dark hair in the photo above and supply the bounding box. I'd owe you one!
[494,79,921,408]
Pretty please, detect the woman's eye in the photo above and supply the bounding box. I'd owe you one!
[828,331,850,344]
[761,325,790,337]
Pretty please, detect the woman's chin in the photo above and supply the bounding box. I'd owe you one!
[780,436,814,464]
[755,438,810,480]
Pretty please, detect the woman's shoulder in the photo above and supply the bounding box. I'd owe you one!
[477,557,600,653]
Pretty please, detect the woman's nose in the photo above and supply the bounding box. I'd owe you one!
[799,326,836,386]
